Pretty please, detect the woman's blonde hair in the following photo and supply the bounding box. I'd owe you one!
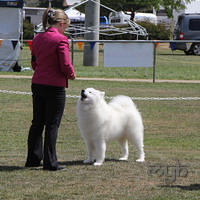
[42,8,70,30]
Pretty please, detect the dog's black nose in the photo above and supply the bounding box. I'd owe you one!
[81,90,87,100]
[81,90,85,95]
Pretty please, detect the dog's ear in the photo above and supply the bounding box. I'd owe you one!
[100,91,105,97]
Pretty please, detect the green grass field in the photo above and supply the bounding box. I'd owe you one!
[16,43,200,81]
[0,77,200,200]
[0,43,200,199]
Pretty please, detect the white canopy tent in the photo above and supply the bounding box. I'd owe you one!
[63,0,82,6]
[35,8,85,33]
[35,0,148,38]
[65,8,85,22]
[63,0,148,38]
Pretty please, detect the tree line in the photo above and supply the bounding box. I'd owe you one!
[24,0,194,18]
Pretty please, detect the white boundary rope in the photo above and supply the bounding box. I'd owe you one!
[0,89,200,101]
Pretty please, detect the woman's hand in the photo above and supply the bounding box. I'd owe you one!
[69,74,76,80]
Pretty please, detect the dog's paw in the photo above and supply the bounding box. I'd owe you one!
[93,162,103,166]
[83,159,93,164]
[136,158,145,162]
[119,157,128,161]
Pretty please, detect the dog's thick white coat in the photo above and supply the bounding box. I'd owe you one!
[76,88,145,166]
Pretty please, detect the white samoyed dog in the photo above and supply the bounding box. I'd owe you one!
[76,88,145,166]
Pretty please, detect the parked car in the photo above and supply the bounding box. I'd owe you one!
[173,13,200,55]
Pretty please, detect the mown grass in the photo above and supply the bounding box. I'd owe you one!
[71,44,200,80]
[0,78,200,200]
[6,43,200,80]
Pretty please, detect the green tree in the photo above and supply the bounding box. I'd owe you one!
[38,0,64,8]
[23,20,34,39]
[24,0,65,8]
[24,0,40,7]
[102,0,194,39]
[153,0,194,39]
[24,0,195,39]
[101,0,154,12]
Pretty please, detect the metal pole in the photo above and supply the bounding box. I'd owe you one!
[20,8,23,69]
[153,42,156,83]
[71,38,74,65]
[48,0,52,8]
[83,0,100,66]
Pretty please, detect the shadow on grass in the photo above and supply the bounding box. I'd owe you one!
[158,53,186,56]
[105,158,122,162]
[0,166,24,171]
[0,159,126,171]
[160,184,200,191]
[59,160,86,166]
[59,158,123,166]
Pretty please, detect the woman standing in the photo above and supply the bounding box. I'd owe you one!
[25,8,76,171]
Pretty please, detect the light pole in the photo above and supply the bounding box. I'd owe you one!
[83,0,100,66]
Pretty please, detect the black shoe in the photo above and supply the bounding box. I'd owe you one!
[43,166,66,171]
[25,162,42,167]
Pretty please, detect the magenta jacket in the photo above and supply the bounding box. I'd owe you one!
[31,27,75,88]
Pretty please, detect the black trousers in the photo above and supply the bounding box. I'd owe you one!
[26,84,66,169]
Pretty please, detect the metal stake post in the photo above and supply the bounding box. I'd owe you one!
[153,42,157,83]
